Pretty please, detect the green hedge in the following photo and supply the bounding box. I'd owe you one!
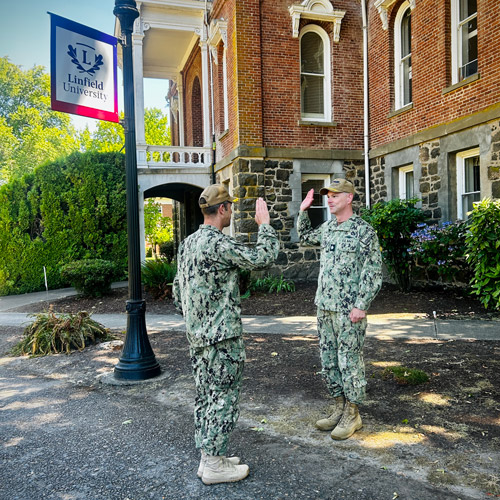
[0,152,127,295]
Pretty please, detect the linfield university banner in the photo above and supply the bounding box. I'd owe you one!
[49,13,119,123]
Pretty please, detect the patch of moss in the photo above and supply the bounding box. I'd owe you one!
[382,365,430,385]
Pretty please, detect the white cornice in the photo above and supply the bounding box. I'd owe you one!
[289,0,345,42]
[375,0,415,30]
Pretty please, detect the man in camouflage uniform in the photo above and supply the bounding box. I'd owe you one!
[298,178,382,440]
[173,184,279,484]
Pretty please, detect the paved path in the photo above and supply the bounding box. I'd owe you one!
[0,284,498,340]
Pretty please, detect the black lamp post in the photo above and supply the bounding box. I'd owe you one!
[113,0,161,380]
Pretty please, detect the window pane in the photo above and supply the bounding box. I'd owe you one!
[301,32,324,74]
[302,179,325,207]
[308,207,327,228]
[460,16,478,79]
[402,56,412,105]
[459,0,477,21]
[405,171,414,199]
[401,9,411,58]
[301,74,324,114]
[464,156,480,192]
[462,192,480,219]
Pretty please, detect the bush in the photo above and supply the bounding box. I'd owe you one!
[465,198,500,310]
[141,258,176,299]
[159,239,175,262]
[361,199,427,291]
[60,259,115,297]
[0,151,127,295]
[250,275,296,294]
[409,220,470,284]
[11,309,111,357]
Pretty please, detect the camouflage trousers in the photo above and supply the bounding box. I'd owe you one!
[317,309,367,405]
[189,336,245,456]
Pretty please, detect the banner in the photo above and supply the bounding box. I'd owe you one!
[50,13,118,123]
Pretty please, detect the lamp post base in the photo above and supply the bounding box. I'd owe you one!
[114,299,161,381]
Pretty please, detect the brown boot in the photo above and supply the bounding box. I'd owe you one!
[197,451,241,478]
[201,455,249,485]
[330,401,362,440]
[315,396,345,431]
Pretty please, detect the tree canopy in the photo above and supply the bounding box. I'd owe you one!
[0,57,79,182]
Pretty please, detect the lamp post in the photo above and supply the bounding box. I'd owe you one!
[113,0,161,380]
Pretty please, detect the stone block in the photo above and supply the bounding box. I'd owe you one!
[238,173,258,186]
[431,148,440,158]
[234,159,249,173]
[428,192,438,205]
[492,180,500,198]
[265,160,278,170]
[276,169,290,182]
[432,207,442,219]
[304,249,317,261]
[271,219,284,231]
[276,251,288,266]
[280,161,293,170]
[428,163,438,175]
[250,160,265,173]
[420,182,430,193]
[488,166,500,180]
[419,147,429,162]
[274,203,288,212]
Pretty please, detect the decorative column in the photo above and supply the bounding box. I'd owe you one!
[200,29,212,148]
[132,19,148,167]
[177,78,185,147]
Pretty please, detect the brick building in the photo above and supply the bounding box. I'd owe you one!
[125,0,499,278]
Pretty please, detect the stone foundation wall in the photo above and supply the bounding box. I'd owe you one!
[418,140,442,222]
[488,120,500,198]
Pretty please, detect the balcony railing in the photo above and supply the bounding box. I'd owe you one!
[137,145,212,168]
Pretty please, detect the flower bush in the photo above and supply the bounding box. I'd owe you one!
[408,220,470,284]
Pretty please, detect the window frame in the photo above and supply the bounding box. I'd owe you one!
[451,0,478,84]
[394,2,412,110]
[456,147,480,220]
[398,164,414,200]
[301,174,332,227]
[299,25,332,122]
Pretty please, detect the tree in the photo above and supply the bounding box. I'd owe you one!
[80,107,171,153]
[0,57,79,182]
[144,199,173,258]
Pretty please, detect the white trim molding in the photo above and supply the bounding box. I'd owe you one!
[208,19,228,61]
[375,0,415,30]
[289,0,345,42]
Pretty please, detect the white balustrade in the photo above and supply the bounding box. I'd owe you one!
[137,145,212,168]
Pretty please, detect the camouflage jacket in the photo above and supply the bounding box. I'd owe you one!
[173,223,279,348]
[297,211,382,313]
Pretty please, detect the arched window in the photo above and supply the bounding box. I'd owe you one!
[300,25,331,121]
[191,77,202,147]
[394,3,412,109]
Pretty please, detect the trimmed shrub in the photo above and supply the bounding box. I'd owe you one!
[141,258,176,299]
[361,199,428,292]
[11,308,111,357]
[465,198,500,310]
[0,151,127,295]
[60,259,115,297]
[159,239,175,262]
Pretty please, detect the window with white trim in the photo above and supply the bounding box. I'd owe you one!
[456,148,480,220]
[300,25,331,122]
[394,2,412,109]
[301,175,332,228]
[399,165,414,200]
[451,0,478,84]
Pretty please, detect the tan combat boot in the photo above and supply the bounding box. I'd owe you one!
[201,455,249,485]
[197,451,241,478]
[315,396,346,431]
[330,401,363,440]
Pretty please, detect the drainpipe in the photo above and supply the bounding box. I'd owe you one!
[205,0,216,183]
[361,0,370,208]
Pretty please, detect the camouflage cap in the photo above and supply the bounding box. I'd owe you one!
[199,184,237,208]
[319,178,355,195]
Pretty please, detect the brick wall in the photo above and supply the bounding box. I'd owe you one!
[368,0,500,150]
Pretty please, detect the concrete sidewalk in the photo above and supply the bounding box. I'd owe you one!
[0,283,498,340]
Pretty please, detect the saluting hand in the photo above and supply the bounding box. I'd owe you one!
[300,188,315,211]
[255,198,270,226]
